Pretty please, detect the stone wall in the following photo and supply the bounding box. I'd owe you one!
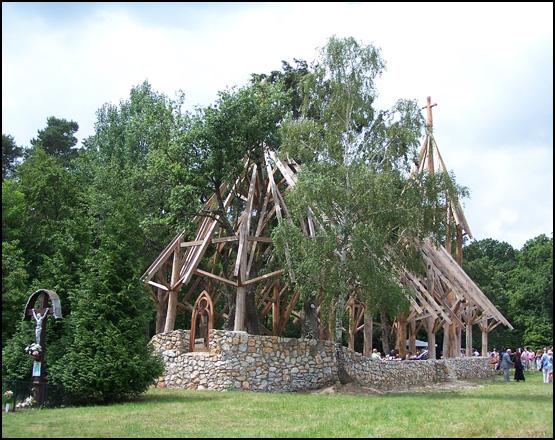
[149,329,190,354]
[150,330,496,392]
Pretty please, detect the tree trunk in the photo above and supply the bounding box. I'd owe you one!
[380,310,391,355]
[397,314,408,359]
[363,309,373,356]
[442,323,449,358]
[335,294,347,345]
[245,286,261,334]
[301,296,319,339]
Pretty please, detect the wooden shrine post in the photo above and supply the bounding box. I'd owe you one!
[23,289,62,407]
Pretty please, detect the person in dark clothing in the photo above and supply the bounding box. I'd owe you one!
[514,350,525,382]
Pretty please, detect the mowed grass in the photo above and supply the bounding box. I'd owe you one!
[2,371,552,438]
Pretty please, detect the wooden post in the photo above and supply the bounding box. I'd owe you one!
[445,323,460,358]
[363,308,372,357]
[425,316,437,360]
[424,96,437,128]
[480,316,489,357]
[234,286,246,331]
[427,137,434,174]
[465,321,473,357]
[408,319,417,355]
[456,324,462,357]
[445,206,452,254]
[423,96,437,174]
[442,323,449,358]
[164,242,181,333]
[155,287,168,334]
[455,224,463,266]
[234,165,257,332]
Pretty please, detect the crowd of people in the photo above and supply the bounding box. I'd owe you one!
[370,348,430,361]
[367,345,554,385]
[488,346,553,383]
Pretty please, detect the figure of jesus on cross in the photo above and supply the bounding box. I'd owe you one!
[32,308,49,345]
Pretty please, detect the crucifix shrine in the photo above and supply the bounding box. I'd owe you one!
[22,289,63,406]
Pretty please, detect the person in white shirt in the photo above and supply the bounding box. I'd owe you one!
[370,348,382,361]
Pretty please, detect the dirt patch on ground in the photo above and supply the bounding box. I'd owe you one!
[310,380,484,396]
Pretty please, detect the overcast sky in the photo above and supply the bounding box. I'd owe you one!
[2,2,553,249]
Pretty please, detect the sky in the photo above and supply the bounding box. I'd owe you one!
[2,2,553,249]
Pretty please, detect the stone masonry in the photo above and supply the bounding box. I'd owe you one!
[149,329,496,392]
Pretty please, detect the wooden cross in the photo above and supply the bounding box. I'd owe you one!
[421,96,437,128]
[22,289,62,407]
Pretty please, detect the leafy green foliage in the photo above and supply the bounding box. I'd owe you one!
[1,242,29,345]
[274,36,465,343]
[184,81,290,230]
[2,321,34,380]
[464,235,553,349]
[30,116,79,166]
[48,197,164,403]
[2,134,24,180]
[2,180,25,242]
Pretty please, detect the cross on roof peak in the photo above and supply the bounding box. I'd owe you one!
[421,96,437,128]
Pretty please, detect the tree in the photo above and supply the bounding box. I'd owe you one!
[464,235,553,350]
[177,81,291,332]
[2,321,34,381]
[463,239,519,349]
[15,147,85,292]
[48,164,164,404]
[2,180,25,243]
[1,241,29,345]
[251,58,310,119]
[30,117,79,166]
[507,234,553,347]
[2,134,23,180]
[273,36,463,346]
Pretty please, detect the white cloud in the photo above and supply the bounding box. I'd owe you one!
[441,142,553,248]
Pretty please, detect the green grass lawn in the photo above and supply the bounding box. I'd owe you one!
[2,371,552,438]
